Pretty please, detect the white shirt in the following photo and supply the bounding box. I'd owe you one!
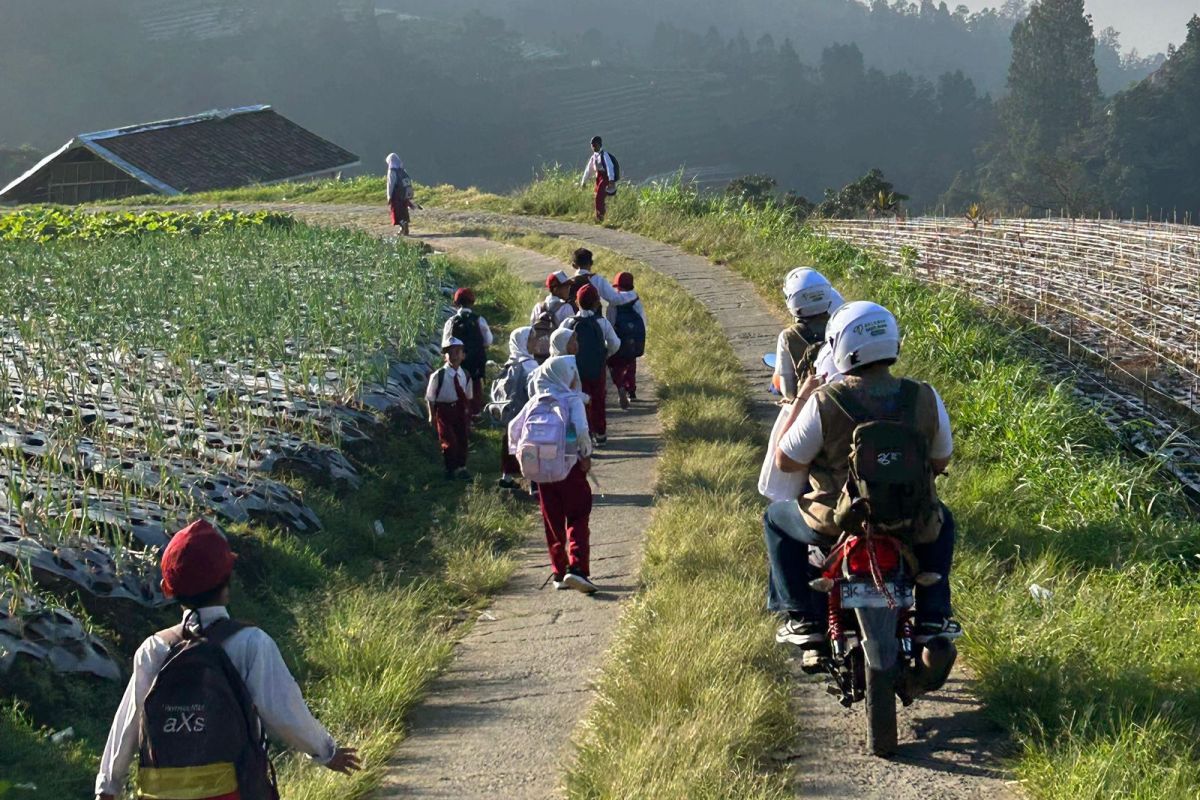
[560,310,621,357]
[779,384,953,468]
[604,293,647,329]
[425,365,474,404]
[580,151,616,185]
[441,309,494,349]
[531,295,574,328]
[573,270,638,307]
[95,606,336,797]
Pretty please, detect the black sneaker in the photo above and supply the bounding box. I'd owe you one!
[915,617,963,643]
[454,467,472,481]
[551,573,568,590]
[594,434,607,446]
[497,476,517,491]
[628,390,637,401]
[775,617,825,648]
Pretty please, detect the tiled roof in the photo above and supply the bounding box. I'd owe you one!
[88,106,360,193]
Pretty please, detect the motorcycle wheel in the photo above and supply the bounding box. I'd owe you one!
[865,665,899,757]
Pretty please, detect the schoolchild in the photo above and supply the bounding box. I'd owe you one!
[560,284,620,445]
[566,248,637,309]
[529,271,575,363]
[491,327,538,490]
[442,288,493,417]
[94,519,360,800]
[426,336,473,480]
[604,271,647,409]
[508,356,598,593]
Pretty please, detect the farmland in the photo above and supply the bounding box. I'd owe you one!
[0,207,535,797]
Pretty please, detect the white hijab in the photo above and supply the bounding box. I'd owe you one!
[386,153,405,199]
[387,153,403,169]
[549,327,576,357]
[507,326,535,366]
[531,355,581,398]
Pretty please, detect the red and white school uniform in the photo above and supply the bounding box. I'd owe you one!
[580,150,617,220]
[426,365,473,473]
[559,311,621,437]
[605,294,647,396]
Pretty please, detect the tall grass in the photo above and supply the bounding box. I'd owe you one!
[500,178,1200,798]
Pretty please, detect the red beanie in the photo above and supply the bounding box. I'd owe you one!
[615,272,634,290]
[453,288,476,306]
[576,284,600,309]
[160,519,236,599]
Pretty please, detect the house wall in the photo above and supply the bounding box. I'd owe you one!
[3,148,153,204]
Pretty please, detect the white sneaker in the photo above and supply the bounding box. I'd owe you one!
[551,573,568,590]
[563,572,598,594]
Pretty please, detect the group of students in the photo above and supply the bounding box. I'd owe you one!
[425,247,647,594]
[759,267,962,659]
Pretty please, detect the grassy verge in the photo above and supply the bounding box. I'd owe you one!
[459,228,792,798]
[0,234,539,799]
[487,175,1200,798]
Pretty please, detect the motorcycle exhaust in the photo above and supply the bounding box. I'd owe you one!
[907,636,957,697]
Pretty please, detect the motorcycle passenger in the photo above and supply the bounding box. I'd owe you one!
[774,268,845,400]
[764,301,962,648]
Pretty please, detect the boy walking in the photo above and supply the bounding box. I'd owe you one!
[561,284,620,445]
[529,270,574,363]
[567,248,637,309]
[95,519,359,800]
[579,135,617,222]
[427,336,473,480]
[604,271,647,409]
[442,288,493,417]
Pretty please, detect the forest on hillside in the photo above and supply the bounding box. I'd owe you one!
[1,0,1197,217]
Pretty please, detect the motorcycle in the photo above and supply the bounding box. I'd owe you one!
[805,530,957,757]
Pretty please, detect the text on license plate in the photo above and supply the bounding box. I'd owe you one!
[840,581,914,609]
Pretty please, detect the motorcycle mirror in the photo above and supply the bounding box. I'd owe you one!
[762,353,777,370]
[809,577,834,593]
[914,572,943,587]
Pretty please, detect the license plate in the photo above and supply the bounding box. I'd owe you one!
[840,580,914,609]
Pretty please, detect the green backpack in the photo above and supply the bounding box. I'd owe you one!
[825,379,934,542]
[783,319,825,381]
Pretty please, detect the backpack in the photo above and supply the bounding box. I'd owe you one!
[529,299,561,359]
[450,310,487,379]
[513,396,573,483]
[488,361,530,424]
[782,319,826,381]
[138,617,278,800]
[567,274,593,309]
[603,151,620,182]
[613,300,645,359]
[563,315,606,381]
[825,379,935,543]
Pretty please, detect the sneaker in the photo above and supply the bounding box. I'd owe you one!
[563,572,598,594]
[618,388,630,410]
[775,617,825,648]
[497,476,517,491]
[628,390,637,401]
[551,573,568,590]
[594,434,607,446]
[914,617,963,643]
[454,467,472,481]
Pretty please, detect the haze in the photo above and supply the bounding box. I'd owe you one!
[956,0,1194,53]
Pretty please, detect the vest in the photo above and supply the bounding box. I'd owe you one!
[782,315,828,380]
[798,374,944,543]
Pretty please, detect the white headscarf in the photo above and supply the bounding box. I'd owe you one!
[532,355,581,398]
[507,326,535,365]
[387,153,403,169]
[549,327,576,357]
[386,153,405,200]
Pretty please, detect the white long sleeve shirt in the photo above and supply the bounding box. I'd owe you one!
[425,365,474,404]
[604,293,647,329]
[441,310,494,349]
[573,270,638,308]
[530,296,574,328]
[580,151,616,186]
[561,310,621,357]
[95,606,336,797]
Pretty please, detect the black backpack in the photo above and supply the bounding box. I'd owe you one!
[613,300,645,359]
[603,151,620,182]
[567,274,593,310]
[451,310,487,379]
[563,315,606,381]
[826,379,935,542]
[138,617,278,800]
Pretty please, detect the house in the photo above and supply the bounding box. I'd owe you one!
[0,105,360,205]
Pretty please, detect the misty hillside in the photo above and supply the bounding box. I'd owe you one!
[0,0,1181,212]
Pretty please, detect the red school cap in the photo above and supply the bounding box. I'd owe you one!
[546,270,570,290]
[576,284,600,309]
[453,288,476,306]
[160,519,236,598]
[615,272,634,290]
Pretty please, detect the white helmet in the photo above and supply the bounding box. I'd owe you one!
[826,301,901,374]
[783,268,834,317]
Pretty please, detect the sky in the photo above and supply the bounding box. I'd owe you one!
[961,0,1195,55]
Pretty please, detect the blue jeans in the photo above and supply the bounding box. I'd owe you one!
[764,501,956,623]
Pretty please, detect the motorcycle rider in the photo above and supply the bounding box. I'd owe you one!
[764,301,962,648]
[774,268,845,400]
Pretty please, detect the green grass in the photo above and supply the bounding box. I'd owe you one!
[488,178,1200,798]
[0,233,539,799]
[466,229,793,799]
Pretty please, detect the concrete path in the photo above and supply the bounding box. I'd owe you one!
[193,203,1013,798]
